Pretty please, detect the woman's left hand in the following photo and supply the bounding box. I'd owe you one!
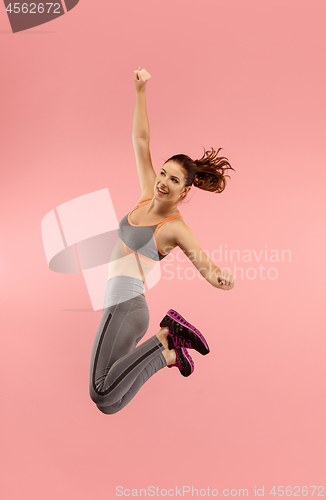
[216,272,235,290]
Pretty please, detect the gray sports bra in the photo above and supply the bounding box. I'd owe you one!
[118,199,182,262]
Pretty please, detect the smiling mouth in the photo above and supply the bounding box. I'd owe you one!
[157,187,168,195]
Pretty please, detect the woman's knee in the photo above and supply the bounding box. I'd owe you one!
[89,384,106,406]
[95,403,122,415]
[89,393,120,414]
[89,383,121,410]
[89,380,123,414]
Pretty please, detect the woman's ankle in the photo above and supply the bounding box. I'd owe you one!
[155,326,169,350]
[162,348,177,366]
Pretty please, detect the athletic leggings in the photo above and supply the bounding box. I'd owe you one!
[89,276,167,414]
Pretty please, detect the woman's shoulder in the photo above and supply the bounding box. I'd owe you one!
[160,214,191,239]
[171,214,186,226]
[135,196,152,207]
[157,215,191,254]
[171,217,201,254]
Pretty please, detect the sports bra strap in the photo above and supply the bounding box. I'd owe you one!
[133,199,182,227]
[136,199,152,208]
[156,213,182,228]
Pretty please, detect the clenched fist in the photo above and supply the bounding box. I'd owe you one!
[216,271,235,291]
[133,67,152,91]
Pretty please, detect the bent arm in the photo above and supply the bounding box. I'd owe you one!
[175,223,234,289]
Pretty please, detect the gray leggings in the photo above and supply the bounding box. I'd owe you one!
[89,276,167,414]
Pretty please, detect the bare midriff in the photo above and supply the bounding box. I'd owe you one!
[108,238,156,282]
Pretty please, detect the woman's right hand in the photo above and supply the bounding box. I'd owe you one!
[133,67,151,92]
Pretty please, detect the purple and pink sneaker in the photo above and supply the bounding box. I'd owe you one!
[160,309,210,356]
[168,347,194,377]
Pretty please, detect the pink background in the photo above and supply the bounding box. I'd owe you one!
[1,1,325,498]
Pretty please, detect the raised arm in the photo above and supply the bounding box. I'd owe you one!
[132,68,156,202]
[175,221,235,291]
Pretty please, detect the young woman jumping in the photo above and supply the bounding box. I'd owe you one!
[89,67,235,415]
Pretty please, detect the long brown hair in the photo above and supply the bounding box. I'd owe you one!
[164,147,235,198]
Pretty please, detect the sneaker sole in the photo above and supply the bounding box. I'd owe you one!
[182,347,195,376]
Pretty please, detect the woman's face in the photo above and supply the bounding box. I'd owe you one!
[154,161,191,203]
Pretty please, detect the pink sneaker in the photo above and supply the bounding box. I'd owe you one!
[168,347,194,377]
[160,309,210,355]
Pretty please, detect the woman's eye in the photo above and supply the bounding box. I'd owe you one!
[160,171,178,183]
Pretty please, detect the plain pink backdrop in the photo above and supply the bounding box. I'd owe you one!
[1,1,325,499]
